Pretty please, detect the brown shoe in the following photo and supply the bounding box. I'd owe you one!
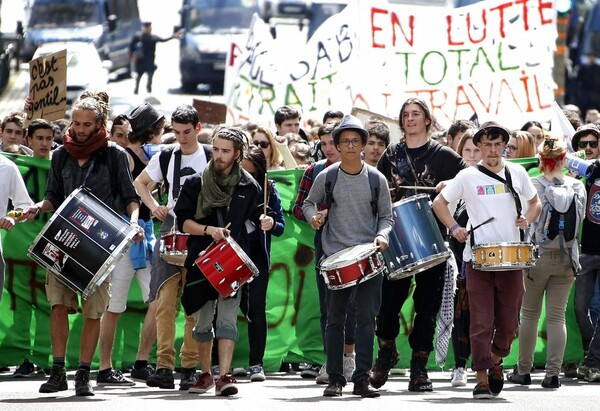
[368,339,398,389]
[188,371,214,394]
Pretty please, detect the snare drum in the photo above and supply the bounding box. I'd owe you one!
[160,232,189,266]
[472,242,537,271]
[320,244,385,290]
[382,194,450,280]
[195,236,259,298]
[28,187,135,299]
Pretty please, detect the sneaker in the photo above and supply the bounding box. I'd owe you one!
[179,367,197,391]
[343,355,355,382]
[13,359,37,378]
[488,360,504,396]
[130,364,155,382]
[472,382,492,399]
[188,371,214,394]
[146,368,175,389]
[39,365,68,393]
[249,365,266,382]
[215,373,238,396]
[323,380,343,397]
[578,364,588,380]
[316,363,329,385]
[97,369,135,386]
[232,367,248,377]
[408,367,433,392]
[352,379,380,398]
[585,366,600,382]
[300,363,320,379]
[541,375,561,388]
[74,369,94,396]
[451,367,467,387]
[506,368,531,385]
[211,365,220,381]
[369,342,399,389]
[563,362,579,378]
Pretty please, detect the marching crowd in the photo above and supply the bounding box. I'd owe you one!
[2,91,600,401]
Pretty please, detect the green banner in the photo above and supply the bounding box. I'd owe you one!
[0,154,585,371]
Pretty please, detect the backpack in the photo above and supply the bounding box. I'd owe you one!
[158,144,212,199]
[323,163,380,216]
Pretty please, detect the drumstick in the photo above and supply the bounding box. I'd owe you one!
[263,173,268,216]
[467,217,496,235]
[399,185,438,191]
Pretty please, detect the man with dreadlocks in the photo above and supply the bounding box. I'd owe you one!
[174,125,264,397]
[27,91,142,397]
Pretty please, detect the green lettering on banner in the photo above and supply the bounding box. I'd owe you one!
[0,155,584,370]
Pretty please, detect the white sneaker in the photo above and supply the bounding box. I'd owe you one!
[315,363,329,385]
[249,365,266,382]
[451,367,468,387]
[343,354,355,382]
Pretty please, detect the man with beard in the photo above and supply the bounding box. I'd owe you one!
[27,92,143,397]
[174,126,264,396]
[370,97,467,393]
[432,121,541,399]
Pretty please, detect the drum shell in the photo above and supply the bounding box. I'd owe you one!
[160,232,189,266]
[320,244,384,290]
[382,194,450,280]
[28,188,135,299]
[472,242,537,271]
[195,236,259,298]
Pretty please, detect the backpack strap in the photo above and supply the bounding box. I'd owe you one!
[367,166,380,217]
[324,163,380,217]
[159,145,177,198]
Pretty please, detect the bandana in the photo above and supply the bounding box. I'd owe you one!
[62,126,109,160]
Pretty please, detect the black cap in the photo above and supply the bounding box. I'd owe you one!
[128,103,163,133]
[473,121,510,144]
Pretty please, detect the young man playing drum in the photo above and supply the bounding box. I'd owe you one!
[371,97,467,392]
[302,114,393,398]
[432,121,541,399]
[26,92,143,397]
[174,126,266,396]
[134,105,211,390]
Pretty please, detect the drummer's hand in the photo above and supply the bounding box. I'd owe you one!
[131,222,145,242]
[435,180,447,193]
[0,216,16,231]
[208,226,229,241]
[22,205,41,221]
[310,212,325,230]
[259,214,274,231]
[451,226,468,243]
[152,205,170,221]
[374,235,389,251]
[516,215,530,230]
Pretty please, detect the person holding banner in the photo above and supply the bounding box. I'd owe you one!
[26,91,143,397]
[432,121,541,399]
[134,104,210,391]
[371,97,467,392]
[302,114,393,398]
[174,126,264,396]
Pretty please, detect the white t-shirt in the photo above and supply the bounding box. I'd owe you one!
[0,155,34,250]
[441,161,536,262]
[144,144,208,209]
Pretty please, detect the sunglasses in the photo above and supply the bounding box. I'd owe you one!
[578,140,599,149]
[253,140,270,149]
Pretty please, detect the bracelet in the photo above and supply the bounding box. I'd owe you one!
[449,223,460,234]
[203,225,208,235]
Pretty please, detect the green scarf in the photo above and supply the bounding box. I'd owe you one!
[195,160,242,220]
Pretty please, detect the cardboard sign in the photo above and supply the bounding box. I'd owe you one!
[28,49,67,122]
[192,98,227,126]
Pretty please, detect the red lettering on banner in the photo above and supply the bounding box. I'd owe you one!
[371,7,414,49]
[390,10,414,47]
[228,42,242,67]
[371,7,387,49]
[537,0,554,24]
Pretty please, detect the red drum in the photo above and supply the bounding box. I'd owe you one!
[160,232,189,266]
[28,187,135,299]
[194,236,259,298]
[320,244,385,290]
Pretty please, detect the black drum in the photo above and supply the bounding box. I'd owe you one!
[28,187,135,299]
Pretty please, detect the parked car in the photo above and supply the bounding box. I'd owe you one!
[32,41,112,106]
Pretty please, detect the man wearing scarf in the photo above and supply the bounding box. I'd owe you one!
[174,126,264,397]
[27,92,142,397]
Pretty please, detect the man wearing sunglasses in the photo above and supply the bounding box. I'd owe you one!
[573,124,600,160]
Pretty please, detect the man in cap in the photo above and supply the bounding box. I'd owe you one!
[134,104,211,390]
[432,120,541,399]
[303,114,394,398]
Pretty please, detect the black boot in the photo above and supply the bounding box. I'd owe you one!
[368,338,398,389]
[408,351,433,392]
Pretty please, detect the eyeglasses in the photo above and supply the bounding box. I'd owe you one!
[505,144,518,152]
[578,140,598,149]
[340,138,362,147]
[253,140,270,149]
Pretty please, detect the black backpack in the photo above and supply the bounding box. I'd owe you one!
[323,163,380,216]
[158,144,212,199]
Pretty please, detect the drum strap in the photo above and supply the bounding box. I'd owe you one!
[476,164,524,242]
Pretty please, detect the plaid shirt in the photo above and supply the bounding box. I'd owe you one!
[292,159,333,221]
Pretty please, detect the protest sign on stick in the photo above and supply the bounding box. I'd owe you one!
[28,49,67,122]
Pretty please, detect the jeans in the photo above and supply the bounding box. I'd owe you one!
[466,263,524,371]
[517,251,574,377]
[574,254,600,354]
[155,271,199,370]
[325,273,383,385]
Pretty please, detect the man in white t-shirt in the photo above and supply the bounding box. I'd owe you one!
[134,104,210,390]
[432,121,541,400]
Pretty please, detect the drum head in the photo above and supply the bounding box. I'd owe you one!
[321,244,377,270]
[226,236,259,276]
